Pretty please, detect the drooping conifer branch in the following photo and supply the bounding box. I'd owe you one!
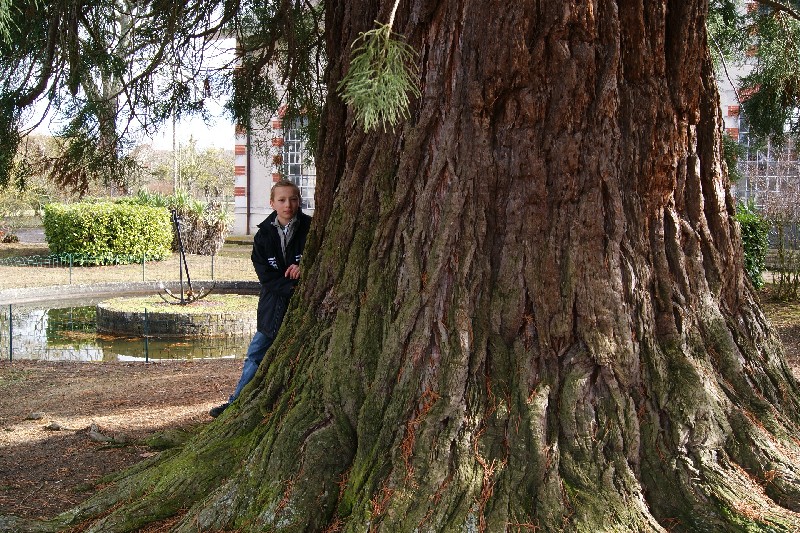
[336,0,420,132]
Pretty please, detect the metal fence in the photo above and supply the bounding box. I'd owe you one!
[0,301,254,362]
[0,248,259,361]
[0,250,255,290]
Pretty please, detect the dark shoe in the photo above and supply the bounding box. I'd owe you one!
[209,403,229,418]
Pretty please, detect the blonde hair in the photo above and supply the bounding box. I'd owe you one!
[270,179,301,201]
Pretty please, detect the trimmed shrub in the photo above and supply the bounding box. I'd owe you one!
[735,201,770,289]
[122,189,231,255]
[43,202,172,264]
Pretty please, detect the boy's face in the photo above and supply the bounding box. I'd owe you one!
[270,185,300,225]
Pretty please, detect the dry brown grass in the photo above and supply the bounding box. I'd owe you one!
[0,243,256,290]
[0,359,241,520]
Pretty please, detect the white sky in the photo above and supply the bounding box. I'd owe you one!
[143,103,236,152]
[27,99,236,153]
[27,37,237,153]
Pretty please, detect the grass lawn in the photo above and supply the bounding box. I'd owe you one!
[0,242,256,289]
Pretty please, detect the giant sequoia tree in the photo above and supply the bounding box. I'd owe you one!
[6,0,800,531]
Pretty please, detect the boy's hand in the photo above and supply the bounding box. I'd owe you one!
[285,264,301,279]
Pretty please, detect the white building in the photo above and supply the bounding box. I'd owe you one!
[717,1,800,209]
[232,113,317,235]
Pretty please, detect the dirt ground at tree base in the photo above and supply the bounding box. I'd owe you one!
[0,299,800,525]
[0,358,240,521]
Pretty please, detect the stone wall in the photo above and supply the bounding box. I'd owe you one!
[96,306,256,338]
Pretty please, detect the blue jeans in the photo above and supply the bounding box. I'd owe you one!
[229,331,274,403]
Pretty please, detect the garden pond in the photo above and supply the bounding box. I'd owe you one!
[0,297,253,362]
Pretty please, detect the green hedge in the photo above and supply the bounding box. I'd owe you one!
[735,201,770,289]
[121,189,231,255]
[42,202,172,265]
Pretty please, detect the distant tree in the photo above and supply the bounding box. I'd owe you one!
[11,135,79,203]
[128,141,234,199]
[0,1,239,193]
[760,171,800,299]
[177,138,234,199]
[709,0,800,141]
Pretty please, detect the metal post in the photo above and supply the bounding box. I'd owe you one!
[159,209,214,305]
[144,308,149,363]
[179,248,185,303]
[69,254,73,284]
[8,304,11,362]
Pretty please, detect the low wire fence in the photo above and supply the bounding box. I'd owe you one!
[0,250,256,290]
[0,247,259,361]
[0,301,254,362]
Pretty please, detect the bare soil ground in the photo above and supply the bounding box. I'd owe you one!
[0,240,252,522]
[0,359,240,521]
[761,290,800,366]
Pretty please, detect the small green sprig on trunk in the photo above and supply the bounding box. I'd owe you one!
[337,15,420,132]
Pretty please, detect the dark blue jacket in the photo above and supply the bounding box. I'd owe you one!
[251,210,312,336]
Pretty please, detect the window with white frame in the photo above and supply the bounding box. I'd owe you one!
[283,122,316,212]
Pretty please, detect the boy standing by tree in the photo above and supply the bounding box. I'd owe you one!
[210,179,311,417]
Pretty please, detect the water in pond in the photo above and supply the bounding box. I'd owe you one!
[0,298,253,362]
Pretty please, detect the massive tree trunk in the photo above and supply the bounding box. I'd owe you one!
[10,1,800,531]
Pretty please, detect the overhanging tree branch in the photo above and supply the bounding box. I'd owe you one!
[757,0,800,22]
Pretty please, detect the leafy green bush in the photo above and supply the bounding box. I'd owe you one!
[42,202,172,265]
[123,189,231,255]
[735,201,770,289]
[721,133,745,183]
